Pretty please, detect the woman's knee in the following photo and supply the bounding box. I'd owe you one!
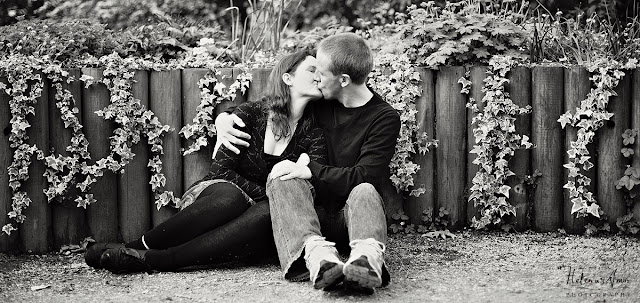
[247,201,271,224]
[252,200,270,215]
[198,182,246,205]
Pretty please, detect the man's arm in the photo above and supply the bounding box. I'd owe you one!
[209,104,266,201]
[215,112,252,154]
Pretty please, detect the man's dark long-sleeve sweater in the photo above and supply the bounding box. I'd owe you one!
[308,92,401,212]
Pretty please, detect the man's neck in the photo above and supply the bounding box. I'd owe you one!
[339,84,373,108]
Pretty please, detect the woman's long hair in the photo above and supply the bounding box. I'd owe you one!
[260,49,316,140]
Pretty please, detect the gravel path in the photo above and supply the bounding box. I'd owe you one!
[1,231,639,302]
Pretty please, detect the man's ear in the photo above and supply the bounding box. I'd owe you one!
[339,74,351,87]
[282,73,293,86]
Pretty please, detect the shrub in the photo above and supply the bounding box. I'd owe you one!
[0,19,122,64]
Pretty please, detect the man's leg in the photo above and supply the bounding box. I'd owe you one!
[341,183,390,291]
[266,178,344,289]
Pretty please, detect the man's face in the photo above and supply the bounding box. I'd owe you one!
[314,49,342,100]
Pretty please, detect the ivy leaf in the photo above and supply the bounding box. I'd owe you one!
[79,74,95,87]
[410,186,426,197]
[13,121,31,133]
[557,113,573,129]
[586,203,600,218]
[570,198,587,214]
[498,185,510,198]
[583,160,594,171]
[75,194,96,209]
[2,224,17,236]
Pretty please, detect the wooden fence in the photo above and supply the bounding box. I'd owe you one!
[1,66,639,254]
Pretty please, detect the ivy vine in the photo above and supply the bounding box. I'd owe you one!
[462,55,533,230]
[368,52,438,196]
[557,58,638,221]
[180,70,252,156]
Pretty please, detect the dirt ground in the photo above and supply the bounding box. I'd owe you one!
[1,230,639,303]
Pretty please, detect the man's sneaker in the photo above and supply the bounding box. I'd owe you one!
[99,247,152,274]
[84,242,125,269]
[304,236,345,290]
[343,238,386,292]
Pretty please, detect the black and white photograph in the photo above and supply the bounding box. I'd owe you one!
[1,0,639,302]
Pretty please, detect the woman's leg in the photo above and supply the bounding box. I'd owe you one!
[126,182,249,250]
[143,200,274,271]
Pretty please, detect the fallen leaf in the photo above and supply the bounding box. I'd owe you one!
[423,229,457,239]
[30,285,51,291]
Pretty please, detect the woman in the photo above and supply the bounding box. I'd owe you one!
[85,49,327,273]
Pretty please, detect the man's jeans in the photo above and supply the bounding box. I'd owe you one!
[266,178,386,280]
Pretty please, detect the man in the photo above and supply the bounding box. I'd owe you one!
[216,33,400,293]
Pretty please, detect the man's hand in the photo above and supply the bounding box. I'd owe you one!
[215,113,251,154]
[269,154,312,180]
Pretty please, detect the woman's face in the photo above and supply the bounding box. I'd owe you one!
[287,56,322,100]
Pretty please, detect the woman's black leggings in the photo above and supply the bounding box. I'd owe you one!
[125,182,275,271]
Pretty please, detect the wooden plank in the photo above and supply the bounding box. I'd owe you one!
[22,75,51,254]
[531,66,564,232]
[435,66,467,230]
[82,68,118,243]
[244,68,272,102]
[633,70,640,221]
[466,66,487,225]
[50,69,87,248]
[117,70,151,242]
[506,66,532,231]
[182,68,239,189]
[149,70,182,227]
[181,68,210,190]
[0,76,20,252]
[562,66,591,234]
[596,73,631,228]
[406,68,436,226]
